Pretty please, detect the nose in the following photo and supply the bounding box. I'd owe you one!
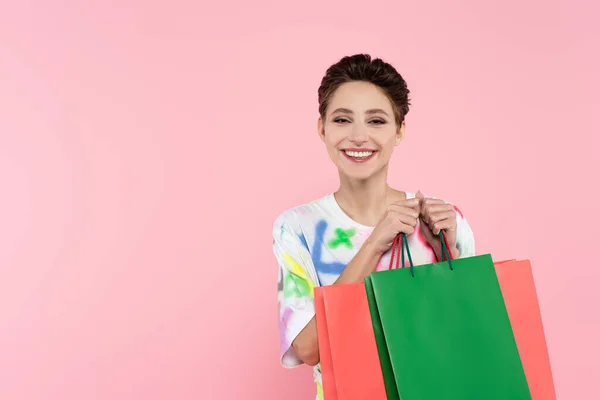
[349,124,368,144]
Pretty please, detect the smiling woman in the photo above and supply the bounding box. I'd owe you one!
[319,80,404,180]
[272,54,475,400]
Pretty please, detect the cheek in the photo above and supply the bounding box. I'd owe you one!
[323,127,346,147]
[374,132,397,151]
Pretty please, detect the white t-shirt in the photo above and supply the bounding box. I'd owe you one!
[272,191,476,400]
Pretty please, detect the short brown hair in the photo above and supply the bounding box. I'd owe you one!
[317,54,411,126]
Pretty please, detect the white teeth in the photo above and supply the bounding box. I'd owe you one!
[344,150,373,158]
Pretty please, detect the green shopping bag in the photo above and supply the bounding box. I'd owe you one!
[365,232,532,400]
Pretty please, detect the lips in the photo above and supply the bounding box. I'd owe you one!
[341,149,377,163]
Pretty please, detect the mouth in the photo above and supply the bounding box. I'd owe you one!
[341,149,377,163]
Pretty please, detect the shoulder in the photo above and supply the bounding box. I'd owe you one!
[272,194,333,235]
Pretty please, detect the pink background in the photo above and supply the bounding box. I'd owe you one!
[1,0,598,399]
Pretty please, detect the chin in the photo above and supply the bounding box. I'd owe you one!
[339,166,381,181]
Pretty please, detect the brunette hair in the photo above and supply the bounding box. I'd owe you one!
[317,54,411,125]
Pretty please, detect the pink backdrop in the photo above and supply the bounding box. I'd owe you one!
[1,1,598,399]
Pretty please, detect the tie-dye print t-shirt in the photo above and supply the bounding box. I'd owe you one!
[272,191,476,400]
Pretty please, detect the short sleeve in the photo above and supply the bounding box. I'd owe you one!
[453,205,476,258]
[273,212,319,368]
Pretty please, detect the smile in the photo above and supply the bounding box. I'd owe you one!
[342,149,377,163]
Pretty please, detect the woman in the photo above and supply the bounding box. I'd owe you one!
[272,54,475,400]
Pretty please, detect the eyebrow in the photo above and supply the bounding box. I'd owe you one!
[331,108,389,116]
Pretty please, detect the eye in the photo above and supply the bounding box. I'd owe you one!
[333,117,351,123]
[369,119,386,125]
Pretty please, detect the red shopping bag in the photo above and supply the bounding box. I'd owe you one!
[495,259,557,399]
[314,283,388,399]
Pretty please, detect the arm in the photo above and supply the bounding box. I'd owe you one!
[291,240,383,366]
[275,199,419,368]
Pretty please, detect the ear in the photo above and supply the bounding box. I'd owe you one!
[395,120,406,146]
[317,116,326,142]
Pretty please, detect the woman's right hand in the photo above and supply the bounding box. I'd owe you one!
[365,197,421,256]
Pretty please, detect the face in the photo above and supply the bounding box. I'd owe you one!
[318,81,405,181]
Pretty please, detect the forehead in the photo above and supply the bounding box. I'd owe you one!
[328,81,393,113]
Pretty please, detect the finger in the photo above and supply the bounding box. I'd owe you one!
[423,203,453,213]
[421,199,445,214]
[422,197,444,203]
[427,209,456,225]
[414,191,425,212]
[430,217,457,235]
[391,197,420,209]
[388,203,419,216]
[422,200,449,214]
[422,203,453,222]
[415,191,425,202]
[387,204,420,219]
[393,221,416,235]
[395,211,419,227]
[419,197,438,219]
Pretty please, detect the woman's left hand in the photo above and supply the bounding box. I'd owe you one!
[416,191,460,259]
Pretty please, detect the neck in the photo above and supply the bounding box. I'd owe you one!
[335,167,403,227]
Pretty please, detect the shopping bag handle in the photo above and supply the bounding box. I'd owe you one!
[439,230,454,270]
[389,230,454,277]
[389,233,415,277]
